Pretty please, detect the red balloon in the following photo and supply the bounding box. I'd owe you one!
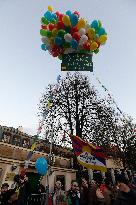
[48,23,55,31]
[83,42,90,50]
[57,21,65,29]
[51,45,63,57]
[52,52,59,57]
[59,14,64,21]
[52,45,58,52]
[55,11,60,17]
[41,25,47,29]
[73,32,80,42]
[70,26,78,35]
[74,11,80,18]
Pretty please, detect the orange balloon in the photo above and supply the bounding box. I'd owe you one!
[90,42,98,51]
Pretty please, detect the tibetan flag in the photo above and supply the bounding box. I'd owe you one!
[70,135,107,172]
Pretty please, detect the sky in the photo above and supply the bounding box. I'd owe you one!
[0,0,136,135]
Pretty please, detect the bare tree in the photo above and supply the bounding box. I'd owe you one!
[39,72,136,171]
[39,73,118,149]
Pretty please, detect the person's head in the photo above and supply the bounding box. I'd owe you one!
[7,189,18,203]
[1,183,9,193]
[71,181,79,192]
[55,181,62,190]
[116,174,130,193]
[91,180,96,185]
[104,178,112,188]
[81,178,89,188]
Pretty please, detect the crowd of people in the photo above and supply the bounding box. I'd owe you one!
[52,174,136,205]
[0,173,136,205]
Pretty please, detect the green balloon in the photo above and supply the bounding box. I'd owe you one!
[63,42,71,48]
[41,17,49,25]
[58,55,62,60]
[46,30,52,38]
[40,29,47,36]
[51,18,56,24]
[58,29,66,38]
[94,48,99,54]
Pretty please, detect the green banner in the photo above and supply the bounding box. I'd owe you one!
[61,53,93,72]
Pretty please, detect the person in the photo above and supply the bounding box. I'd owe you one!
[80,177,90,205]
[96,182,106,205]
[102,179,114,205]
[5,189,19,205]
[12,174,30,205]
[37,184,45,194]
[0,183,9,205]
[114,174,136,205]
[67,181,80,205]
[132,173,136,189]
[11,175,20,190]
[88,180,98,205]
[52,181,67,205]
[17,174,31,205]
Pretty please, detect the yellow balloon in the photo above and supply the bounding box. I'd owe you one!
[62,15,71,26]
[77,19,86,29]
[52,28,58,37]
[48,5,53,12]
[90,42,98,51]
[49,37,54,44]
[87,28,95,39]
[98,35,107,44]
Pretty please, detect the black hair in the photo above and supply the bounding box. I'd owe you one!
[1,183,9,188]
[14,174,20,183]
[6,189,16,201]
[116,174,129,185]
[71,180,78,185]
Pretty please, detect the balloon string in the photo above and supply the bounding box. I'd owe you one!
[92,72,136,136]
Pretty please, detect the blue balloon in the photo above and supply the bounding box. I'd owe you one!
[44,11,52,21]
[55,37,63,46]
[41,44,47,51]
[52,13,58,21]
[70,14,78,26]
[35,157,48,176]
[97,27,106,36]
[64,26,71,33]
[66,10,72,17]
[71,39,78,49]
[91,20,99,30]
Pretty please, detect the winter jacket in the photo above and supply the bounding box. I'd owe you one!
[114,189,136,205]
[67,190,80,205]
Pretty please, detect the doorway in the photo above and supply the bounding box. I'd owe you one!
[26,172,41,193]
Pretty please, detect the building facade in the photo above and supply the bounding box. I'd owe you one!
[0,125,124,192]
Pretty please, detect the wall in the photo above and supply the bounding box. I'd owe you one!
[0,162,20,188]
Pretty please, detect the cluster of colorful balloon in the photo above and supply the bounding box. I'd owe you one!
[40,6,107,59]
